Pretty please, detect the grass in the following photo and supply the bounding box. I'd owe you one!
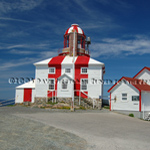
[47,101,58,105]
[62,106,70,110]
[129,113,134,117]
[103,105,110,109]
[7,104,15,107]
[79,106,86,110]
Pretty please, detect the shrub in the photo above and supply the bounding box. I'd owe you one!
[47,101,58,105]
[62,106,70,110]
[79,106,86,110]
[129,113,134,117]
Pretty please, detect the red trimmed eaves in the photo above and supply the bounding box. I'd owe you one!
[107,76,124,93]
[108,76,148,93]
[133,66,150,79]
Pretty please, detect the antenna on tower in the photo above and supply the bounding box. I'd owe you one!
[86,37,91,54]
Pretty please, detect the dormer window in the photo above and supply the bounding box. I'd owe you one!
[65,68,71,73]
[49,67,55,74]
[81,67,88,74]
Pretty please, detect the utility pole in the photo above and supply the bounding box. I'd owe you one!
[71,30,75,111]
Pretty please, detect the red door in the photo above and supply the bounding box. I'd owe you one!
[24,89,32,102]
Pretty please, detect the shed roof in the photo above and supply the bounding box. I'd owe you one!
[108,76,150,93]
[16,80,35,89]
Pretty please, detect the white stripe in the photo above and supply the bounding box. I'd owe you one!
[77,27,83,34]
[88,58,104,65]
[68,27,74,33]
[34,58,52,65]
[61,56,78,64]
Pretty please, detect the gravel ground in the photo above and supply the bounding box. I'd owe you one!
[1,106,150,150]
[0,108,87,150]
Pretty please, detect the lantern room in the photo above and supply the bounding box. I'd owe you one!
[60,24,89,56]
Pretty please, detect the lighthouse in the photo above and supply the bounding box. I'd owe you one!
[15,24,105,104]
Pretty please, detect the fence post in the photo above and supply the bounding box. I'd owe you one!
[79,91,81,105]
[52,91,54,103]
[143,103,144,119]
[93,99,94,109]
[55,90,56,103]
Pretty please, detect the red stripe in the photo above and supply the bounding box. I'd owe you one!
[139,91,141,112]
[48,56,65,97]
[75,56,90,97]
[110,92,111,111]
[65,28,69,35]
[73,25,78,33]
[81,91,88,98]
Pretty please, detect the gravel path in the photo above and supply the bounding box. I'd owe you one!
[0,108,87,150]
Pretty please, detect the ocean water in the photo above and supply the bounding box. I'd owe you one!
[0,99,15,107]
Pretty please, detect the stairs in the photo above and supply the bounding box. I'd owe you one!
[74,96,102,109]
[48,96,102,110]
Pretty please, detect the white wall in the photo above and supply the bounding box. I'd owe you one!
[31,89,35,103]
[111,80,139,111]
[135,69,150,85]
[57,76,73,97]
[88,65,103,98]
[15,88,24,103]
[142,92,150,111]
[61,64,73,78]
[35,65,48,97]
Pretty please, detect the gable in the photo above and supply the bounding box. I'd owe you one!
[109,79,139,94]
[133,67,150,79]
[57,73,73,81]
[134,68,150,85]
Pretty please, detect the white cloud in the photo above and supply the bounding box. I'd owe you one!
[9,49,36,55]
[9,49,57,57]
[0,17,33,23]
[0,42,53,51]
[0,57,37,70]
[90,35,150,58]
[0,0,43,14]
[0,50,58,70]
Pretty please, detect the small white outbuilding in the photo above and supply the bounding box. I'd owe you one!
[15,80,35,103]
[108,67,150,112]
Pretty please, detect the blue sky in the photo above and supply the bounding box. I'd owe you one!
[0,0,150,99]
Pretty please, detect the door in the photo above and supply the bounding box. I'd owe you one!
[24,88,32,102]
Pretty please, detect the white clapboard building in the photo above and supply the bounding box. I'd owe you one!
[15,24,105,103]
[108,67,150,112]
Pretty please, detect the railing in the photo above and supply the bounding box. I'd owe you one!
[47,90,98,109]
[0,99,15,107]
[47,90,57,103]
[80,90,96,109]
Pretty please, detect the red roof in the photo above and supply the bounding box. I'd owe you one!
[108,76,150,93]
[133,67,150,79]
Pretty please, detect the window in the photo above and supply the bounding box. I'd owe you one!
[49,67,55,74]
[81,67,88,74]
[49,79,55,90]
[62,79,68,89]
[81,79,88,90]
[65,68,71,73]
[132,96,139,101]
[122,93,127,100]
